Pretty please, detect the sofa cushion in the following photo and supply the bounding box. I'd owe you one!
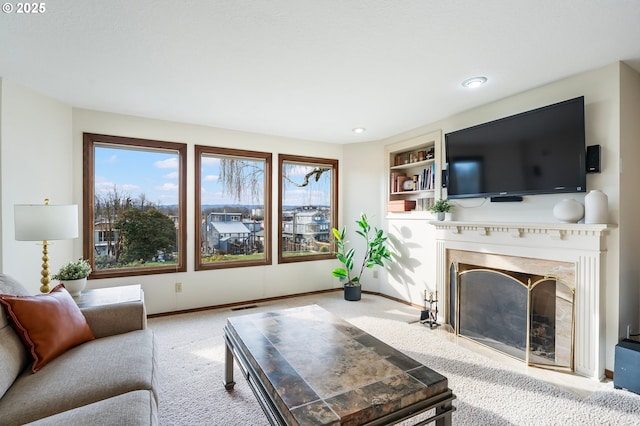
[0,284,95,372]
[0,273,31,297]
[0,329,157,424]
[0,274,31,399]
[0,320,28,401]
[25,390,158,426]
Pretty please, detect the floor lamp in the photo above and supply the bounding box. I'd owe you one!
[14,199,79,293]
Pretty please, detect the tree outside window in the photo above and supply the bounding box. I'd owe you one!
[195,146,271,270]
[278,154,338,263]
[83,133,187,278]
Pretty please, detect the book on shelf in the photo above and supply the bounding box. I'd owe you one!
[418,163,436,191]
[416,198,435,211]
[390,172,406,193]
[391,164,436,193]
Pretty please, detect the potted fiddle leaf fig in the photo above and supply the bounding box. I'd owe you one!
[52,258,92,297]
[331,213,393,301]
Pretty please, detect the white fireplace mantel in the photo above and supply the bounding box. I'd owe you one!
[431,220,616,379]
[431,220,613,239]
[431,221,614,253]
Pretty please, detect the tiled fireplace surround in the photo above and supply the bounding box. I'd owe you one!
[432,221,613,380]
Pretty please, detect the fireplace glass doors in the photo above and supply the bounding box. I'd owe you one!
[449,263,574,371]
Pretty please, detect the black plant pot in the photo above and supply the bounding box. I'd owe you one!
[344,284,362,301]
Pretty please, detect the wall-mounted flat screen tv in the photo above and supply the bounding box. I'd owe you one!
[445,96,586,199]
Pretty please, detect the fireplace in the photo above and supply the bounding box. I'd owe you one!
[432,221,612,379]
[448,257,574,370]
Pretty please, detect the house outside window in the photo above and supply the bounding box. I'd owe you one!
[278,154,338,263]
[83,133,187,278]
[195,146,271,270]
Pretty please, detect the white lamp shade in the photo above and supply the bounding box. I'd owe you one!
[14,204,79,241]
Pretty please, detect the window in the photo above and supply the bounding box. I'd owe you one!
[195,146,271,270]
[278,154,338,263]
[83,133,187,278]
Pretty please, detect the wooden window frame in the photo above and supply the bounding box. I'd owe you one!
[278,154,338,264]
[83,133,187,279]
[195,145,272,270]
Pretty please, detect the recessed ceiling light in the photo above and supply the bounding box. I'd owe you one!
[462,77,488,88]
[352,127,366,134]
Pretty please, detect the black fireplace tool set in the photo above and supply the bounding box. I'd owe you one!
[420,290,440,329]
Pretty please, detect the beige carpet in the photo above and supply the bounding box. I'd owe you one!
[148,292,640,425]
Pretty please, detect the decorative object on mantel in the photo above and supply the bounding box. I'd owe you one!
[428,198,453,221]
[52,258,92,297]
[331,213,393,301]
[584,189,609,224]
[552,198,584,223]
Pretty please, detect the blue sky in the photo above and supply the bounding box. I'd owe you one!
[200,156,266,205]
[95,147,332,207]
[281,163,332,207]
[95,146,179,206]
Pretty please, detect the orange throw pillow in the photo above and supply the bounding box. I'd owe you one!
[0,284,95,372]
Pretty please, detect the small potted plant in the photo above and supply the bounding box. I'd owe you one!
[331,213,393,301]
[429,198,453,221]
[52,258,92,296]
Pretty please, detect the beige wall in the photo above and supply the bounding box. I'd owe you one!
[341,140,387,293]
[619,62,640,339]
[0,79,345,312]
[1,61,638,372]
[375,62,639,372]
[70,109,344,314]
[0,79,3,271]
[0,79,75,288]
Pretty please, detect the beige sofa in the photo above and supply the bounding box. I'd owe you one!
[0,274,158,425]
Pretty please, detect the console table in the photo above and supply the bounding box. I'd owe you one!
[74,285,147,334]
[224,304,455,425]
[74,284,142,308]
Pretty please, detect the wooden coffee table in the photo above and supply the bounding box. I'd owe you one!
[224,304,455,425]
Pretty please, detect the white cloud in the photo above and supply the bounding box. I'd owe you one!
[94,178,141,197]
[121,184,142,193]
[283,187,330,206]
[155,158,179,169]
[94,176,115,193]
[203,174,218,182]
[201,157,219,167]
[158,183,178,191]
[164,171,179,179]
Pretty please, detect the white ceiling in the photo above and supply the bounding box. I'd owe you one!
[1,1,639,144]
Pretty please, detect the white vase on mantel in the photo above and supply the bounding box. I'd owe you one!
[584,190,608,224]
[553,198,584,223]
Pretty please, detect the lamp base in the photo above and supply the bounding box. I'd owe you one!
[40,240,51,293]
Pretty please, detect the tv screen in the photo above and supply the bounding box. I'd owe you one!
[445,96,586,199]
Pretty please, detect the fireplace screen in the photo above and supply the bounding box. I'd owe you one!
[454,265,574,370]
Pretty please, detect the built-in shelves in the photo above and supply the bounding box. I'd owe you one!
[390,158,434,171]
[390,189,434,195]
[386,130,442,214]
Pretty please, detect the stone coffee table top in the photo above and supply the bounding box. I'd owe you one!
[225,304,452,425]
